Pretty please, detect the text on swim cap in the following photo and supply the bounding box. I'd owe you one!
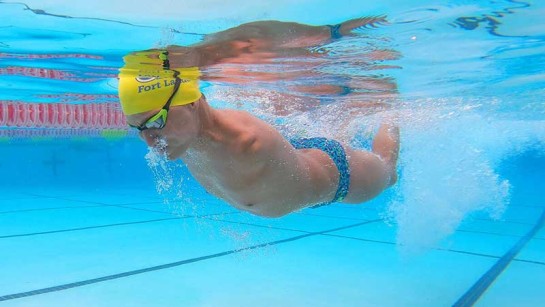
[137,79,179,93]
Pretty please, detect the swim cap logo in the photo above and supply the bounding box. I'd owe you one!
[135,75,160,83]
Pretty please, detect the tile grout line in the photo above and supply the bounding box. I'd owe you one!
[0,205,106,215]
[0,217,183,239]
[300,212,374,221]
[3,204,538,261]
[22,193,165,207]
[3,200,535,241]
[513,258,545,266]
[2,201,543,303]
[0,220,375,302]
[5,197,542,268]
[7,195,541,229]
[201,219,542,264]
[455,229,525,238]
[0,212,239,239]
[205,217,315,234]
[1,196,167,215]
[452,208,545,307]
[323,233,519,261]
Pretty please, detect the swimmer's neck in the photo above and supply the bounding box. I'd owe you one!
[182,99,253,158]
[181,96,225,154]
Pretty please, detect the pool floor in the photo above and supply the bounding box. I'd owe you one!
[0,187,543,307]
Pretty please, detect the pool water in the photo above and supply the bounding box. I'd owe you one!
[0,0,544,306]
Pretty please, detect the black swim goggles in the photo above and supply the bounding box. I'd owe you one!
[129,70,181,131]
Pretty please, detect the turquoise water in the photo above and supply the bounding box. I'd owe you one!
[1,0,544,306]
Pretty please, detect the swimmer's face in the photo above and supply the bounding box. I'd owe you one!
[126,104,199,160]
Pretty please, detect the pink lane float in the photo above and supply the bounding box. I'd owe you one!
[0,101,127,129]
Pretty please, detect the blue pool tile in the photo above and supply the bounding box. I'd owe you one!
[0,217,299,299]
[26,187,161,204]
[210,210,375,233]
[0,198,100,214]
[0,235,498,307]
[437,231,520,257]
[515,238,545,263]
[536,227,545,240]
[458,218,532,238]
[118,199,237,218]
[331,221,522,257]
[329,219,397,243]
[0,205,174,238]
[475,262,545,307]
[498,205,545,225]
[0,191,42,202]
[303,203,385,221]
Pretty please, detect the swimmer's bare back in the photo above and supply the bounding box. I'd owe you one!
[166,16,390,67]
[200,17,388,48]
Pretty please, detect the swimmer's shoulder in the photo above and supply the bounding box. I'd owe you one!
[218,109,281,156]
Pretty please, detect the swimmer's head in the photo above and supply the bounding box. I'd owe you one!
[118,51,202,115]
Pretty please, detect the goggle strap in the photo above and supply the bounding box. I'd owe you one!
[163,70,181,112]
[160,51,170,69]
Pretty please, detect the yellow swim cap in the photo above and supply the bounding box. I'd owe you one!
[118,50,202,115]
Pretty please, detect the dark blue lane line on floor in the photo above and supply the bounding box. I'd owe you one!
[0,220,373,302]
[452,208,545,307]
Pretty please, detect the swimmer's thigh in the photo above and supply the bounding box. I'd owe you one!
[343,148,390,204]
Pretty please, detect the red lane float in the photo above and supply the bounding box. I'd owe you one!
[0,101,128,129]
[0,66,101,82]
[0,128,133,139]
[0,53,103,60]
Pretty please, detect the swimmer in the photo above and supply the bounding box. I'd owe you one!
[118,19,399,217]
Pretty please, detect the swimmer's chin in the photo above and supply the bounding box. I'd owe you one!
[166,148,187,160]
[166,153,178,161]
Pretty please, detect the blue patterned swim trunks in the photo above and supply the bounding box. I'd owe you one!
[290,137,351,208]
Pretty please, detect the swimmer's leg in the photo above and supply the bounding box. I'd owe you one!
[372,122,399,186]
[341,121,399,204]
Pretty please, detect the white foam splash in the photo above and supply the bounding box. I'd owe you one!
[385,111,517,253]
[144,138,190,215]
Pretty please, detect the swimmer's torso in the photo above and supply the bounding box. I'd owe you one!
[181,110,338,216]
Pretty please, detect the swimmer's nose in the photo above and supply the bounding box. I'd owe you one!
[140,130,159,147]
